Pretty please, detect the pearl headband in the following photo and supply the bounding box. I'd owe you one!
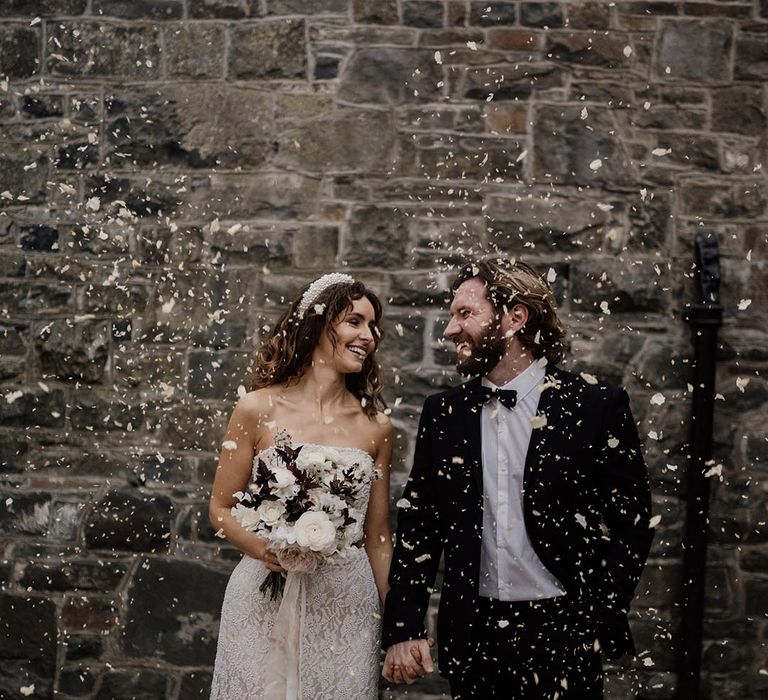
[296,273,355,317]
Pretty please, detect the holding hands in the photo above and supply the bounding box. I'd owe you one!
[382,638,435,685]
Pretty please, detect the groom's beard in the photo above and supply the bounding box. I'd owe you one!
[454,322,506,377]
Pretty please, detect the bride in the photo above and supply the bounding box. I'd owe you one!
[208,273,393,700]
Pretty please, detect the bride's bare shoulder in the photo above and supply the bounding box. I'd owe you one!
[234,387,276,424]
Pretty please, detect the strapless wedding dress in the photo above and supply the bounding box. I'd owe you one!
[209,443,381,700]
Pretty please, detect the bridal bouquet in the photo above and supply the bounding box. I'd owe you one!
[231,431,374,599]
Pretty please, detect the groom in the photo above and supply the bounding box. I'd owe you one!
[382,258,653,698]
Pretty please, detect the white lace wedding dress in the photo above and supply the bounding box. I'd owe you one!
[209,443,382,700]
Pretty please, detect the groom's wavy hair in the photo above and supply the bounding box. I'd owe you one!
[247,279,387,418]
[451,258,567,365]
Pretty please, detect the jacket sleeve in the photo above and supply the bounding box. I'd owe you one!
[594,385,654,657]
[381,396,444,649]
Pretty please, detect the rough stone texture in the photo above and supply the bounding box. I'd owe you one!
[656,20,732,82]
[0,3,766,700]
[229,20,307,80]
[84,490,174,552]
[0,594,57,699]
[121,558,228,665]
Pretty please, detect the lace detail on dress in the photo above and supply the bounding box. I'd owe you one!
[210,439,382,700]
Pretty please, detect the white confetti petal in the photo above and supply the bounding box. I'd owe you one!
[607,437,620,448]
[623,45,633,57]
[4,390,24,404]
[589,158,602,171]
[650,393,666,406]
[651,148,671,157]
[737,299,752,310]
[222,440,238,451]
[396,498,411,509]
[580,372,598,385]
[649,514,662,528]
[736,377,750,392]
[497,619,510,628]
[575,513,587,528]
[546,267,557,283]
[530,413,547,429]
[599,301,611,315]
[434,50,442,64]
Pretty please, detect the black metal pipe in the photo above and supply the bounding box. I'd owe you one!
[678,231,723,699]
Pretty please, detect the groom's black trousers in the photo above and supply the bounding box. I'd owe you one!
[448,596,603,700]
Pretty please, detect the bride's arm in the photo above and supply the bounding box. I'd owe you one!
[363,415,395,604]
[208,393,284,572]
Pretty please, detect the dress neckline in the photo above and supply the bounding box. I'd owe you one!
[255,441,374,464]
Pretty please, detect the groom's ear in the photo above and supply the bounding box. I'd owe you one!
[501,302,529,338]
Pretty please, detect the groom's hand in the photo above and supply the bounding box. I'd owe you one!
[382,638,434,684]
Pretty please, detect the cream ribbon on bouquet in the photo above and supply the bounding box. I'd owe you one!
[264,572,306,699]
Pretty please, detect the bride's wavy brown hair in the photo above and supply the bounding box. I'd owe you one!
[246,279,387,418]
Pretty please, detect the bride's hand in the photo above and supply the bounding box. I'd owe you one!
[251,536,285,573]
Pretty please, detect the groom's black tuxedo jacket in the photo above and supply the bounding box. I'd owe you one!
[382,366,654,679]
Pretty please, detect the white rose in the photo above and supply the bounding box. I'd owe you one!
[296,446,327,470]
[296,447,331,481]
[256,500,286,527]
[232,503,261,531]
[270,466,296,495]
[294,511,337,554]
[322,446,342,464]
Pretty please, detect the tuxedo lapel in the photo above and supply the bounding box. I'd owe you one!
[523,367,565,489]
[457,377,483,495]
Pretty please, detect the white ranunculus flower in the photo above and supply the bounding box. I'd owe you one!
[232,503,261,531]
[256,500,286,527]
[294,511,337,554]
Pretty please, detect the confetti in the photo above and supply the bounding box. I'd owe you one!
[530,413,547,429]
[650,393,665,406]
[546,267,557,283]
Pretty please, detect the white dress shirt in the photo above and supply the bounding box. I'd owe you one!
[478,359,566,601]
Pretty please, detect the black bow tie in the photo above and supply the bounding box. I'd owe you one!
[474,385,517,410]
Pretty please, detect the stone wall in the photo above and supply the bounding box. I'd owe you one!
[1,1,766,698]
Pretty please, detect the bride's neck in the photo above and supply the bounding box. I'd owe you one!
[291,361,348,411]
